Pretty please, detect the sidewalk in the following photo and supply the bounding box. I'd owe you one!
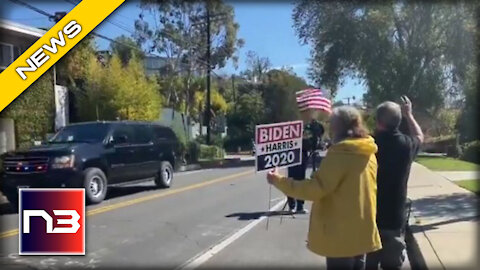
[407,163,479,269]
[436,171,479,181]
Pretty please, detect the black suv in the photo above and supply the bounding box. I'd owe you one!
[0,121,179,205]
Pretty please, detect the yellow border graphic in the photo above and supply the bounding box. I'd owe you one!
[0,0,125,112]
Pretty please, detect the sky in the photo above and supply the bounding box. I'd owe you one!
[0,0,365,102]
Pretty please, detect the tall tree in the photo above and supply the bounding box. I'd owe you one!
[241,50,272,83]
[260,69,308,123]
[77,54,161,121]
[225,91,264,151]
[135,0,244,116]
[55,37,98,122]
[110,35,145,66]
[293,0,477,114]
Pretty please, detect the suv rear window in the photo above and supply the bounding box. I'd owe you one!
[153,126,176,141]
[133,124,153,144]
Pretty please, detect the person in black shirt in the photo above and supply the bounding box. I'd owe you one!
[366,96,424,270]
[286,119,324,214]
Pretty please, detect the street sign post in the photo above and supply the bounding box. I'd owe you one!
[255,120,303,172]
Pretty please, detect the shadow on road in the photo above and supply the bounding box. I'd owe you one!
[105,184,159,200]
[225,210,297,220]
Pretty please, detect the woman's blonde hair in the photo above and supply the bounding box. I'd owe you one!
[330,106,369,140]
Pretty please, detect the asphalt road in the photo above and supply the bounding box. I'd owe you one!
[0,166,324,269]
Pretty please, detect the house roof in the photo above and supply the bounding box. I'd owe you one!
[0,19,46,38]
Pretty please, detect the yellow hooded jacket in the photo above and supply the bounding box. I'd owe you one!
[273,136,382,258]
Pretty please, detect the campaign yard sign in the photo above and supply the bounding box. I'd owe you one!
[255,120,303,172]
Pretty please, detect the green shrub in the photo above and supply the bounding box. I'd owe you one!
[185,142,224,163]
[195,134,224,148]
[460,141,480,164]
[199,144,225,160]
[0,72,55,148]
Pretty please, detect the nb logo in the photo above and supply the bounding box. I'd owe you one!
[23,210,81,234]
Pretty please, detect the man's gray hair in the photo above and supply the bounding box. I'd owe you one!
[376,101,402,130]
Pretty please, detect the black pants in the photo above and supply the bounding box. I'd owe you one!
[365,229,406,270]
[287,156,307,211]
[326,254,366,270]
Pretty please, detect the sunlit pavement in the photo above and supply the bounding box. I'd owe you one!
[0,165,425,269]
[0,167,324,269]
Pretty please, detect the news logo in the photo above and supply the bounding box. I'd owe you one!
[19,188,85,255]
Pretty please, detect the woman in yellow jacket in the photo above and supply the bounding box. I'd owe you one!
[267,106,382,270]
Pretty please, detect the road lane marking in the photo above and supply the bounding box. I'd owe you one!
[270,197,284,203]
[87,170,254,215]
[0,169,254,239]
[177,198,287,270]
[0,228,19,238]
[177,169,213,176]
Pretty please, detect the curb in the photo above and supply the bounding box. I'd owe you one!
[406,224,429,270]
[405,198,429,270]
[199,158,255,169]
[178,164,202,172]
[178,158,255,172]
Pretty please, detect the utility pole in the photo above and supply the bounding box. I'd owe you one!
[192,5,227,145]
[205,4,212,145]
[343,95,356,106]
[52,12,66,132]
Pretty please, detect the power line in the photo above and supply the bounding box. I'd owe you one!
[8,0,227,76]
[9,0,143,55]
[62,0,136,36]
[6,0,56,20]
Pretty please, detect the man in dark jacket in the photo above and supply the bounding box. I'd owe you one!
[366,96,424,270]
[287,119,324,214]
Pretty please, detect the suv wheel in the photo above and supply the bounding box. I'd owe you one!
[83,168,108,204]
[155,161,173,188]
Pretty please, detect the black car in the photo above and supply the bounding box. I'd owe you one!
[0,121,180,205]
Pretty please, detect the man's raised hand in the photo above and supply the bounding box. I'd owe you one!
[400,95,412,116]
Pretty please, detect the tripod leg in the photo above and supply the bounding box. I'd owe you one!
[280,198,296,224]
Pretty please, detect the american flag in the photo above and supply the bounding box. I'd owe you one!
[296,88,332,113]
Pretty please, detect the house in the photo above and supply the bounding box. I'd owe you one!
[0,20,49,153]
[144,54,198,77]
[0,19,45,72]
[0,20,71,151]
[144,55,169,77]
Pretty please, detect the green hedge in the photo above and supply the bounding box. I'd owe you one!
[460,141,480,164]
[195,134,224,148]
[199,144,225,160]
[185,142,225,162]
[0,72,54,148]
